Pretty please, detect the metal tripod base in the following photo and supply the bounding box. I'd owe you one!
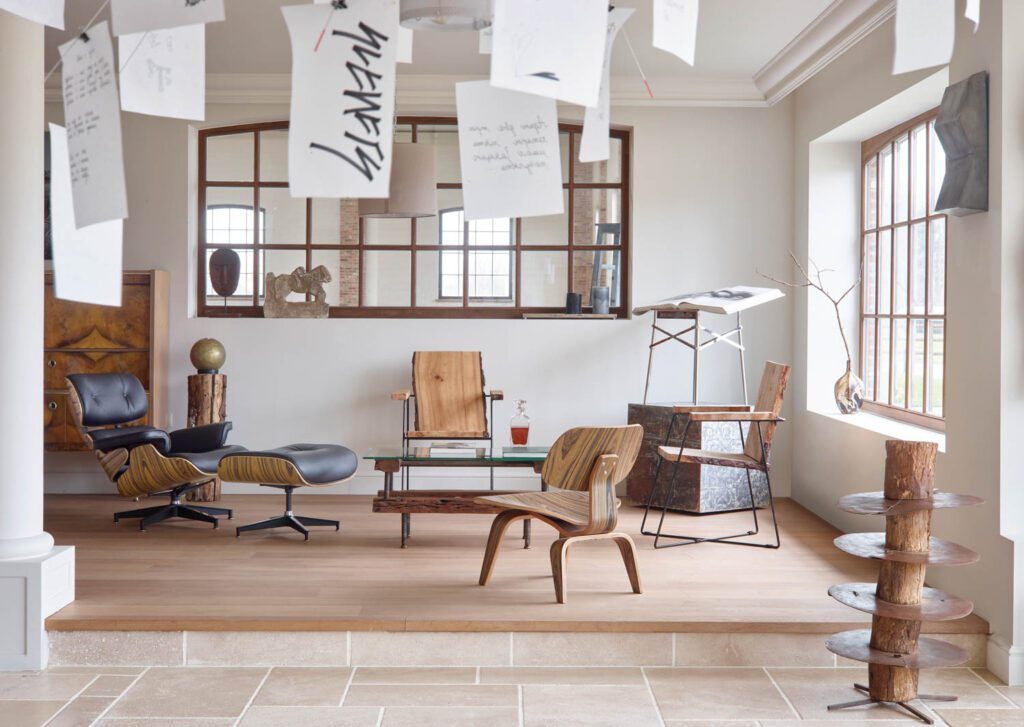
[826,683,957,725]
[114,482,233,532]
[236,485,339,541]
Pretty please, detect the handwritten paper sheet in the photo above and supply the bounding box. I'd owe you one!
[652,0,698,66]
[110,0,224,36]
[580,8,634,163]
[892,0,954,74]
[965,0,980,31]
[0,0,64,29]
[283,1,398,199]
[119,24,205,120]
[49,124,123,307]
[490,0,607,108]
[455,80,563,221]
[59,21,128,228]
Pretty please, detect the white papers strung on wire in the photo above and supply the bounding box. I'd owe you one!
[315,0,411,60]
[965,0,980,31]
[0,0,64,29]
[119,24,206,120]
[479,26,492,55]
[455,80,563,221]
[892,0,954,74]
[580,7,634,163]
[490,0,607,108]
[652,0,698,66]
[283,0,398,199]
[110,0,224,36]
[49,124,123,307]
[58,22,128,228]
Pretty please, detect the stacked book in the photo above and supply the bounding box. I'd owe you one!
[502,445,549,458]
[413,443,486,458]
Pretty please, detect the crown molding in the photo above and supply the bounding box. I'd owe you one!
[754,0,896,106]
[46,73,768,108]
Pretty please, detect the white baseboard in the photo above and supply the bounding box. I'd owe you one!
[0,546,75,671]
[987,634,1024,686]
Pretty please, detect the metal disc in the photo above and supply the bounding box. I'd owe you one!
[838,491,984,516]
[829,582,974,621]
[826,629,970,668]
[834,532,980,565]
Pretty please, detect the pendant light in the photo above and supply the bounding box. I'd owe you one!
[399,0,492,32]
[358,143,437,219]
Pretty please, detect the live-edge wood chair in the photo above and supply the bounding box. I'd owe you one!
[641,361,791,549]
[476,425,644,603]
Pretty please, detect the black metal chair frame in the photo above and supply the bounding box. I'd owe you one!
[400,392,497,490]
[235,484,340,541]
[640,412,781,549]
[115,479,233,532]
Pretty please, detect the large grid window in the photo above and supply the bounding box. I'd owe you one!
[860,110,946,429]
[197,119,631,318]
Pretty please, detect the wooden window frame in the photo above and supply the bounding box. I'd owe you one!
[859,108,946,431]
[197,117,632,319]
[436,207,515,303]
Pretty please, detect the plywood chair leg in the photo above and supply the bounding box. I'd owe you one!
[550,537,570,604]
[612,534,643,594]
[479,510,526,586]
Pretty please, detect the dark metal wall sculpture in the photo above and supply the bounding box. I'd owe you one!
[935,71,988,216]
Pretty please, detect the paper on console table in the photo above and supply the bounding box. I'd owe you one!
[633,285,784,316]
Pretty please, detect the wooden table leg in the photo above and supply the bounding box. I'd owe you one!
[523,519,531,549]
[401,513,410,549]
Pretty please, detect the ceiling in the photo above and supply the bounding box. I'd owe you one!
[45,0,834,83]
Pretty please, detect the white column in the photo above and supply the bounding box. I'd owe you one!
[0,10,74,671]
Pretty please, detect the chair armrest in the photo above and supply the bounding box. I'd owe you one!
[391,389,412,401]
[489,389,504,401]
[672,404,753,414]
[89,426,171,455]
[168,422,233,453]
[687,411,784,423]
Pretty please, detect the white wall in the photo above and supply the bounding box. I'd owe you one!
[44,98,795,499]
[792,4,1020,678]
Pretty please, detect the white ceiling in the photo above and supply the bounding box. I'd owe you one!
[45,0,834,83]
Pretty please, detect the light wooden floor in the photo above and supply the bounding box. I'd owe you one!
[44,495,988,634]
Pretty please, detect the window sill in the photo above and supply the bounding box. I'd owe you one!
[521,313,618,320]
[809,408,946,452]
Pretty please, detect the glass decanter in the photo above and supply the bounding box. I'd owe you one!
[510,400,530,446]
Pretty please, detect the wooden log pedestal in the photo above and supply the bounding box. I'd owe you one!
[825,441,983,724]
[185,373,226,502]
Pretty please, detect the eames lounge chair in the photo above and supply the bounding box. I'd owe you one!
[66,372,245,530]
[476,425,644,603]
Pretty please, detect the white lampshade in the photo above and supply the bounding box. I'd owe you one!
[399,0,492,31]
[359,143,437,219]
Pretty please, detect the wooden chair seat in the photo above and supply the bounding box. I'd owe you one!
[656,446,763,470]
[477,489,608,527]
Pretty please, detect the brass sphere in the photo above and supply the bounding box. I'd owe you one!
[190,338,226,374]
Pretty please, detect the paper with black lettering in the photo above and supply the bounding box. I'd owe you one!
[315,0,410,61]
[490,0,606,108]
[59,22,128,228]
[49,124,123,307]
[119,24,205,120]
[110,0,224,35]
[456,80,563,221]
[0,0,64,29]
[580,8,633,163]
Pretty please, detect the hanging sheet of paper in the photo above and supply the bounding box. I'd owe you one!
[965,0,980,31]
[110,0,224,35]
[283,1,398,199]
[580,8,634,163]
[314,0,410,59]
[48,124,123,307]
[892,0,954,74]
[490,0,607,108]
[455,81,563,221]
[59,22,128,228]
[0,0,64,29]
[652,0,698,66]
[119,24,205,120]
[479,26,492,54]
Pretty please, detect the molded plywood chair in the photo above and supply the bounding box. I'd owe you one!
[641,361,791,549]
[476,425,644,603]
[66,373,245,530]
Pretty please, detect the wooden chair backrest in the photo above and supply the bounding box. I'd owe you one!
[542,425,643,492]
[412,351,488,436]
[743,361,791,462]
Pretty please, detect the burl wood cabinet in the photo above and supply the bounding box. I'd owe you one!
[44,271,169,451]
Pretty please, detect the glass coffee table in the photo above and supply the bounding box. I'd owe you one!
[363,448,548,548]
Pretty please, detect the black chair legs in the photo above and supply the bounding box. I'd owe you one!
[235,485,340,541]
[114,482,234,532]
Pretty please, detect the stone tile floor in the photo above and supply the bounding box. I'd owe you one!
[1,666,1021,726]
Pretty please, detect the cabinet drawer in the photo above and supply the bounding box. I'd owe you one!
[44,351,150,390]
[44,283,152,350]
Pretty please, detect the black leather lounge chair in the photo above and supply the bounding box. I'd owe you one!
[66,373,246,531]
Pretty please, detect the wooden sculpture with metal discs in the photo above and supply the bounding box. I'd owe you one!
[826,440,982,724]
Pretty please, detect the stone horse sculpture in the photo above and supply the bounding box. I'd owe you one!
[263,265,333,319]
